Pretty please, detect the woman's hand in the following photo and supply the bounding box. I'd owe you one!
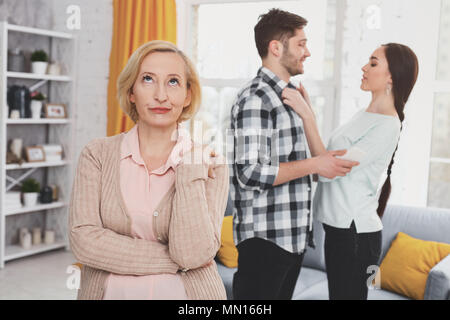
[315,150,359,179]
[297,82,312,108]
[207,150,218,179]
[282,84,314,120]
[180,143,219,179]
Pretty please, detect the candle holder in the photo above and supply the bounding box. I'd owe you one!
[44,230,55,245]
[32,228,42,245]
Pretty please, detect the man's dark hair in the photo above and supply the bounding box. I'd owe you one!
[254,8,308,59]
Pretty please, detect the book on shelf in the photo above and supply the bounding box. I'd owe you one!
[45,156,63,162]
[42,144,63,162]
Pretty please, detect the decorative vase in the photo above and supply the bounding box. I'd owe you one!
[8,49,25,72]
[10,138,23,159]
[23,192,38,207]
[7,85,31,118]
[30,100,43,119]
[31,61,48,74]
[40,186,53,204]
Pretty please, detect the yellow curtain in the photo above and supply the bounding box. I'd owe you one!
[107,0,177,136]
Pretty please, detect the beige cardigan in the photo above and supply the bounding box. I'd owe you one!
[69,133,229,300]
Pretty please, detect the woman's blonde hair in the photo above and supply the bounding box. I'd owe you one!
[117,40,201,123]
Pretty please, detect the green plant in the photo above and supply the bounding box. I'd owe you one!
[31,50,48,62]
[21,178,40,193]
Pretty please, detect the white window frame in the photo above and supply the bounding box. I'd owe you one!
[427,0,450,207]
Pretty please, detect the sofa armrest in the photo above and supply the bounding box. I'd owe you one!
[424,254,450,300]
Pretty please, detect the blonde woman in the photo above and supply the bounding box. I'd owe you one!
[69,40,229,300]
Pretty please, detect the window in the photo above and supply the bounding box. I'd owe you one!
[183,0,340,151]
[436,0,450,81]
[428,1,450,209]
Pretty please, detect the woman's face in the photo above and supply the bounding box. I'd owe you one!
[361,46,392,94]
[130,51,191,129]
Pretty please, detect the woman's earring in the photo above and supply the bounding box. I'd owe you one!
[386,85,392,96]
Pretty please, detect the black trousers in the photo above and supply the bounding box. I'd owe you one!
[232,237,304,300]
[323,221,382,300]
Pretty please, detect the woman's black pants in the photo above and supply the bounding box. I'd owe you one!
[323,221,382,300]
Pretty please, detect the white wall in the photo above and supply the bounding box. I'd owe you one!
[51,0,113,161]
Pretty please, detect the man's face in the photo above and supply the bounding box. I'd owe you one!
[280,28,310,76]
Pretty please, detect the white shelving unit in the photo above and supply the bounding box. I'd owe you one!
[6,119,71,124]
[6,71,71,82]
[5,202,67,216]
[0,22,78,268]
[4,241,67,262]
[5,160,69,170]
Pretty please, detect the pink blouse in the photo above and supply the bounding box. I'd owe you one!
[103,124,190,300]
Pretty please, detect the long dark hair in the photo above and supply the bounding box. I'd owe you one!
[377,43,419,218]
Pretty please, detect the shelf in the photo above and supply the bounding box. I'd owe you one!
[6,23,73,39]
[0,22,76,269]
[6,160,68,170]
[4,241,67,262]
[4,202,66,216]
[7,71,71,81]
[6,119,70,125]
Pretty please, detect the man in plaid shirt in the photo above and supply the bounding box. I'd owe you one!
[229,9,359,300]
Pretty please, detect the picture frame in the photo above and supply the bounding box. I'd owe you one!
[25,146,46,163]
[44,103,67,119]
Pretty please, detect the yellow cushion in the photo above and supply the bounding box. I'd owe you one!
[217,216,238,268]
[380,232,450,300]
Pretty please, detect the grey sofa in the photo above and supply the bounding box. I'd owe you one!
[216,204,450,300]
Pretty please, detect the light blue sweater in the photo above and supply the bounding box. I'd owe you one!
[313,109,401,233]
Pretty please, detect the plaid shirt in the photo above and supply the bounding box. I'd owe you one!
[228,67,314,254]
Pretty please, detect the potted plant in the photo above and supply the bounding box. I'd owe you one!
[30,50,49,74]
[30,91,46,119]
[21,178,41,207]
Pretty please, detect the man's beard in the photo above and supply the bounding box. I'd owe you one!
[280,46,303,77]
